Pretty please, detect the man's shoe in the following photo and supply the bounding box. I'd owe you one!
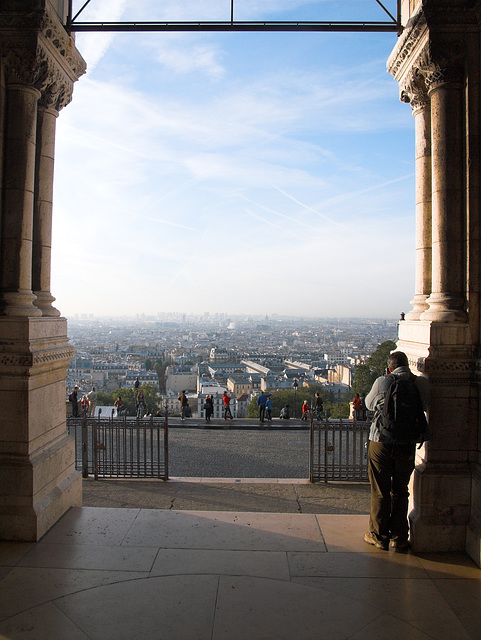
[364,532,388,550]
[390,539,410,551]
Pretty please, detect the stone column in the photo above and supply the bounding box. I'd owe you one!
[420,57,467,323]
[0,1,86,541]
[33,99,61,316]
[388,9,479,563]
[0,81,43,316]
[402,74,432,320]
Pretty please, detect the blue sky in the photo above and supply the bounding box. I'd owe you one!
[52,1,414,318]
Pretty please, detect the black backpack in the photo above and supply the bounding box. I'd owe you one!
[380,374,428,444]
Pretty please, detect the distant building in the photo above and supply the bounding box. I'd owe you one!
[165,366,197,394]
[236,393,249,418]
[210,347,232,364]
[227,375,253,396]
[123,371,159,388]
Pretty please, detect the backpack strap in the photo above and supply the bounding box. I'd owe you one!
[381,373,396,419]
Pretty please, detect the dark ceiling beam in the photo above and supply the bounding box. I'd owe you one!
[67,21,399,33]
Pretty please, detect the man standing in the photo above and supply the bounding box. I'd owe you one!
[364,351,429,551]
[178,390,189,421]
[314,392,324,421]
[70,386,79,417]
[256,391,272,423]
[222,390,233,420]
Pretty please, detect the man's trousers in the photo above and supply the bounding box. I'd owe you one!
[368,441,416,543]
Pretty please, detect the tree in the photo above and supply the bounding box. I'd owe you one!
[352,340,397,396]
[96,384,159,416]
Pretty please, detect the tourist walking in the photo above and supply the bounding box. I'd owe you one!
[204,395,214,423]
[363,351,429,551]
[266,397,273,421]
[314,392,323,421]
[136,390,145,418]
[223,390,233,420]
[256,391,272,422]
[178,390,189,421]
[301,400,310,421]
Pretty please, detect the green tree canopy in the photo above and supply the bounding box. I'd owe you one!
[352,340,397,396]
[96,384,159,416]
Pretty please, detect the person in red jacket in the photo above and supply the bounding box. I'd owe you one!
[301,400,310,421]
[353,393,362,420]
[223,390,233,420]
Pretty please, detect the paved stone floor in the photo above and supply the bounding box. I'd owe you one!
[1,503,480,639]
[81,477,372,514]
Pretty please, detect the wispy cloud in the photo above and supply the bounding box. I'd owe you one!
[53,17,414,318]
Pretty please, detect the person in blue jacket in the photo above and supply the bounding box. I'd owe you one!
[256,391,272,423]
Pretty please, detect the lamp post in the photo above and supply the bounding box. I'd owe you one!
[293,379,298,418]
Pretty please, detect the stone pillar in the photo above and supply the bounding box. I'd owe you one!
[421,62,467,323]
[0,1,86,541]
[402,75,432,320]
[388,6,480,564]
[33,102,61,316]
[0,82,43,316]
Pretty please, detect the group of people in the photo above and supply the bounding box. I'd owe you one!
[258,391,324,423]
[69,386,97,417]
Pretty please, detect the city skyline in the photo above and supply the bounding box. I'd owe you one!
[51,1,415,319]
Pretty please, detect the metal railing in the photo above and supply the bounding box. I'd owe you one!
[66,0,401,33]
[309,416,371,482]
[67,410,169,480]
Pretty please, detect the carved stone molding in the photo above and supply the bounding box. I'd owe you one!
[388,7,471,93]
[0,347,74,369]
[40,10,86,82]
[387,11,428,81]
[34,347,74,365]
[417,357,476,374]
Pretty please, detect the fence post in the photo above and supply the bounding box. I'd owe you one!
[93,408,102,480]
[81,413,88,478]
[164,408,169,480]
[309,412,314,482]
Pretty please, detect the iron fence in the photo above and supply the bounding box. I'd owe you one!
[67,410,168,480]
[309,417,371,482]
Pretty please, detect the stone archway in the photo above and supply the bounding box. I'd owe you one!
[0,0,480,567]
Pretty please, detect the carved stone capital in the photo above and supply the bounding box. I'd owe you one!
[2,46,50,89]
[388,6,472,97]
[0,2,85,110]
[415,40,466,91]
[400,69,430,113]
